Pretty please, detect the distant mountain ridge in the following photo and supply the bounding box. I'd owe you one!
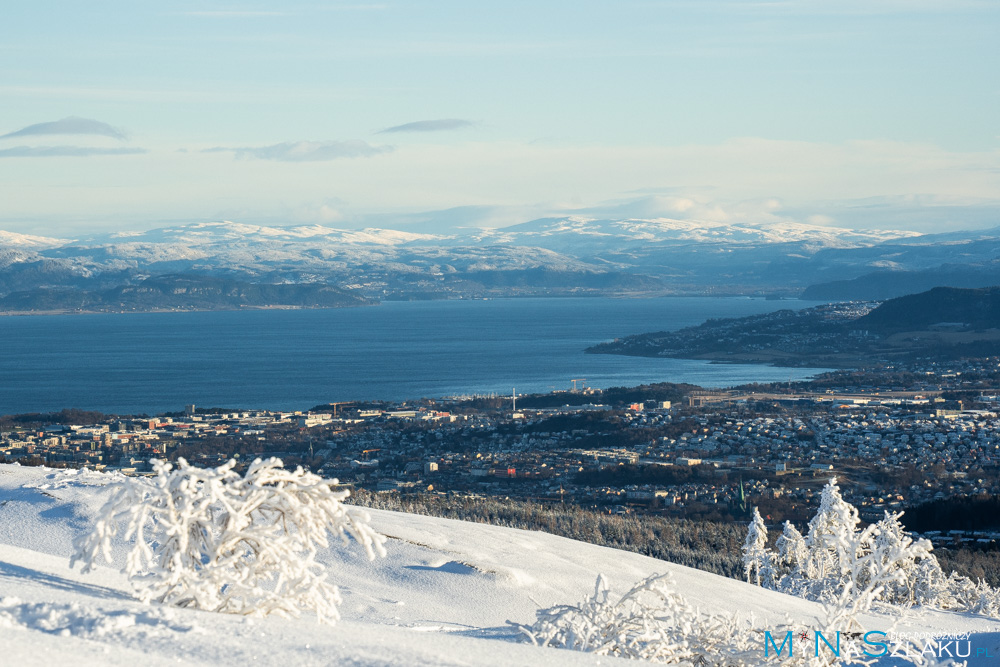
[0,217,997,310]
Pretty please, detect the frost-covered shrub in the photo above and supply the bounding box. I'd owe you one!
[515,573,937,666]
[942,571,1000,617]
[71,457,386,624]
[513,572,758,665]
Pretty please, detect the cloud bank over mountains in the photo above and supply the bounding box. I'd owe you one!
[0,123,996,236]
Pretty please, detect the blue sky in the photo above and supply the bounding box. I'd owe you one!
[1,1,998,235]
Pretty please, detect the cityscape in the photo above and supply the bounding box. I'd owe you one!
[9,359,1000,552]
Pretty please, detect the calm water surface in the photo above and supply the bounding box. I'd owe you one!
[0,297,828,415]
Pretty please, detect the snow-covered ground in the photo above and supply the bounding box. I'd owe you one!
[1,464,998,665]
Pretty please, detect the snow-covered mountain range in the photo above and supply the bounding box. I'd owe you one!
[2,464,998,666]
[472,216,919,250]
[0,217,997,306]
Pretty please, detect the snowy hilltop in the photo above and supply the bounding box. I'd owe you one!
[1,463,999,665]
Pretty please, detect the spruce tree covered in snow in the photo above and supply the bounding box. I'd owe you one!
[741,507,774,587]
[71,457,386,624]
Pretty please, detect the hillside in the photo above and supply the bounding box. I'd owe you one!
[1,464,999,665]
[857,286,1000,332]
[0,274,369,313]
[588,286,1000,366]
[801,265,1000,301]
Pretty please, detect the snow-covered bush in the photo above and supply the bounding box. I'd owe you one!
[515,572,939,666]
[941,571,1000,617]
[71,457,386,624]
[745,477,1000,617]
[513,572,759,665]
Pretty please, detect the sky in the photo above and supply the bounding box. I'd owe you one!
[0,0,998,236]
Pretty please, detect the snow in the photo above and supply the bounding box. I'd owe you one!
[91,221,446,248]
[483,216,921,249]
[1,464,999,665]
[0,230,69,249]
[0,218,939,291]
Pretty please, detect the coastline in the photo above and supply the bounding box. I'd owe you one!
[0,302,377,317]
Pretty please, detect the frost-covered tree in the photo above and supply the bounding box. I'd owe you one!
[861,511,935,606]
[771,480,935,610]
[775,520,807,577]
[828,514,932,617]
[72,457,386,624]
[803,478,860,583]
[741,508,774,587]
[743,478,1000,617]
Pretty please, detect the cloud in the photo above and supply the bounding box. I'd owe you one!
[204,140,392,162]
[378,119,474,134]
[0,116,127,141]
[177,11,289,17]
[0,146,147,158]
[783,196,1000,233]
[174,5,386,17]
[570,193,791,226]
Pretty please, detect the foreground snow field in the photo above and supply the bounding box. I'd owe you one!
[1,464,999,666]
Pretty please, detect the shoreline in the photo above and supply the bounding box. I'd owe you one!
[0,302,377,317]
[0,294,817,318]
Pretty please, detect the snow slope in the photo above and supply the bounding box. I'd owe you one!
[1,464,998,666]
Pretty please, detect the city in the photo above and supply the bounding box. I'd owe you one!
[7,362,1000,552]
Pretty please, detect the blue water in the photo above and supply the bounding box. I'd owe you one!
[0,297,828,415]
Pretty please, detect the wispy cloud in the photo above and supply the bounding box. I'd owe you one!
[173,5,386,17]
[204,140,392,161]
[0,116,128,141]
[177,10,289,17]
[378,119,474,134]
[0,146,147,158]
[674,0,995,15]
